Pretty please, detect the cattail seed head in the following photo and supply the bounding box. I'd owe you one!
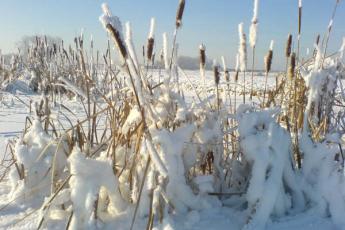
[264,40,274,73]
[176,0,185,28]
[234,71,239,82]
[265,50,273,73]
[100,4,127,61]
[105,24,128,60]
[213,60,220,85]
[147,38,154,61]
[315,34,320,45]
[147,18,155,61]
[199,44,206,68]
[225,70,230,82]
[288,52,296,80]
[285,34,292,58]
[249,0,259,48]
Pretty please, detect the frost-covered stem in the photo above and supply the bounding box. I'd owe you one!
[322,0,340,67]
[234,72,238,113]
[238,23,247,104]
[292,73,301,169]
[263,72,269,105]
[297,0,302,63]
[222,56,232,111]
[280,57,290,105]
[130,156,151,230]
[169,29,178,71]
[249,0,259,101]
[250,47,255,101]
[243,71,246,104]
[50,135,64,194]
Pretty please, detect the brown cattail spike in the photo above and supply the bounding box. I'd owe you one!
[286,34,292,58]
[214,65,220,85]
[147,38,154,61]
[176,0,185,28]
[288,52,296,80]
[313,34,320,57]
[315,34,320,45]
[199,45,206,67]
[225,70,230,82]
[265,50,273,73]
[106,24,128,60]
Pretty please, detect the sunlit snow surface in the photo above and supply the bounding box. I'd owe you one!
[0,70,340,229]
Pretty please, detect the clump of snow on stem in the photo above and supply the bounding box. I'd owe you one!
[99,3,124,42]
[302,43,339,118]
[269,40,274,51]
[148,17,155,39]
[9,119,67,204]
[125,22,139,70]
[68,147,126,229]
[300,130,345,228]
[237,106,304,229]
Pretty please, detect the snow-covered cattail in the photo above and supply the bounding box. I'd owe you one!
[249,0,259,48]
[213,60,220,85]
[176,0,185,28]
[265,40,274,73]
[147,18,155,61]
[288,52,296,80]
[162,33,169,70]
[99,3,127,60]
[199,44,207,96]
[238,23,247,72]
[285,34,292,58]
[235,53,240,82]
[312,34,320,57]
[263,40,273,103]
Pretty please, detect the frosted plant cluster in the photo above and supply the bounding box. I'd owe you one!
[1,1,345,230]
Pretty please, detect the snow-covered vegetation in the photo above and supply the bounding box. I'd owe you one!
[1,0,345,229]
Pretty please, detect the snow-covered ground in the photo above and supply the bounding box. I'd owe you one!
[0,70,342,230]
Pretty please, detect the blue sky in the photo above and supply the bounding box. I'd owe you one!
[0,0,344,69]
